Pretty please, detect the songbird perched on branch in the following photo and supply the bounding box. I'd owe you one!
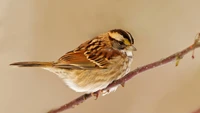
[10,29,136,98]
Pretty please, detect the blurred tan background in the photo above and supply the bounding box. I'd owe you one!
[1,0,200,113]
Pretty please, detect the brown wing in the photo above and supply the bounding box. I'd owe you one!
[84,47,122,68]
[55,51,97,69]
[54,36,122,69]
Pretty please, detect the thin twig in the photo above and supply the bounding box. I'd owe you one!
[48,33,200,113]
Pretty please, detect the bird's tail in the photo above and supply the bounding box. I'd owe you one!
[10,61,54,67]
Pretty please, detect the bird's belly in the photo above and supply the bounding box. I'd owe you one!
[46,69,127,93]
[44,56,132,94]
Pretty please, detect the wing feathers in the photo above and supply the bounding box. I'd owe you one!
[55,36,121,69]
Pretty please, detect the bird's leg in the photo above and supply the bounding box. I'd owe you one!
[91,90,102,100]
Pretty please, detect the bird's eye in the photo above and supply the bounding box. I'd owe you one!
[117,41,126,49]
[119,41,124,45]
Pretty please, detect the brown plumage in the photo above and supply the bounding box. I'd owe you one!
[10,61,54,67]
[10,29,136,96]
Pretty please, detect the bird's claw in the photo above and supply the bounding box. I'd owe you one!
[92,90,102,100]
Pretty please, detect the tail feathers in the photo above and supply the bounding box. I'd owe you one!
[10,61,54,67]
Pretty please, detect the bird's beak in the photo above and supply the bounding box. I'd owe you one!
[127,45,137,51]
[131,45,137,51]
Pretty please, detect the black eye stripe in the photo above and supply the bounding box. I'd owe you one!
[110,29,134,44]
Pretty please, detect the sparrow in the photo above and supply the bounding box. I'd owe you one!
[10,29,136,97]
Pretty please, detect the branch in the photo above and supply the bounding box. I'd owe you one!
[48,33,200,113]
